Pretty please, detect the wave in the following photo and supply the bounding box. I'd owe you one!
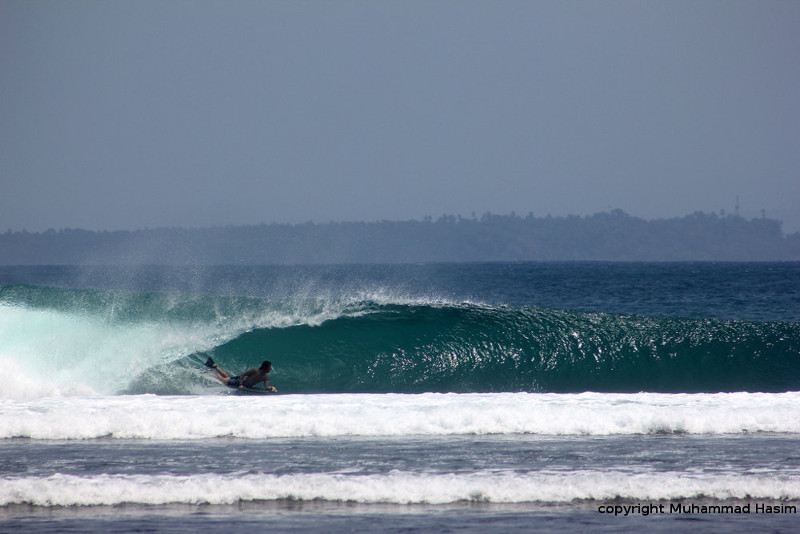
[199,303,800,395]
[2,392,799,440]
[2,284,799,397]
[3,471,799,507]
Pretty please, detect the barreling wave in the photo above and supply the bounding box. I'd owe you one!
[2,284,799,397]
[190,304,800,394]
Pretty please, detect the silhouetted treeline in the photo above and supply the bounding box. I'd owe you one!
[2,211,798,264]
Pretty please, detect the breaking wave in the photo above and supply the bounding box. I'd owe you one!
[1,284,799,398]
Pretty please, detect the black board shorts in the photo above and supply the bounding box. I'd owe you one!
[226,377,241,387]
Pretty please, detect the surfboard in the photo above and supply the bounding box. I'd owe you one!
[227,384,276,395]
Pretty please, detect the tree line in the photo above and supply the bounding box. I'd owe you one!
[2,210,798,264]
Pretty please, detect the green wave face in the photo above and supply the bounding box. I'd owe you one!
[3,285,799,395]
[191,304,800,394]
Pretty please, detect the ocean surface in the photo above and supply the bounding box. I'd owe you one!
[1,262,799,533]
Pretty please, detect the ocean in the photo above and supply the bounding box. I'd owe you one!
[1,262,799,532]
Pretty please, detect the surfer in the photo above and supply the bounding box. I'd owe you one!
[205,358,277,392]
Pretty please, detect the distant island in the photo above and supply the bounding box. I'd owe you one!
[1,211,798,264]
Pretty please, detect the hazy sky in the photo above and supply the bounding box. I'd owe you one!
[2,1,799,233]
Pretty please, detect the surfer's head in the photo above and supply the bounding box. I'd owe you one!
[260,361,272,372]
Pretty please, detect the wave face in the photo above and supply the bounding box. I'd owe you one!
[1,284,799,398]
[209,303,800,394]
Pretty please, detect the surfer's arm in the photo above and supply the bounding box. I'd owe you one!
[264,377,276,392]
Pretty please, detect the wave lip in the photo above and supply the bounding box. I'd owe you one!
[3,471,799,507]
[2,392,800,440]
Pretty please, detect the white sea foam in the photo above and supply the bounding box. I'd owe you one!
[2,471,799,507]
[0,305,218,399]
[0,301,349,400]
[1,392,799,440]
[0,297,385,400]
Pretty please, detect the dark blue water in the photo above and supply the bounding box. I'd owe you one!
[2,262,798,322]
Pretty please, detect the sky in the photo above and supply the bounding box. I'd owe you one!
[2,0,799,233]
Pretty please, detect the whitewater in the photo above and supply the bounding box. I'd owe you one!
[1,263,799,533]
[3,392,800,440]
